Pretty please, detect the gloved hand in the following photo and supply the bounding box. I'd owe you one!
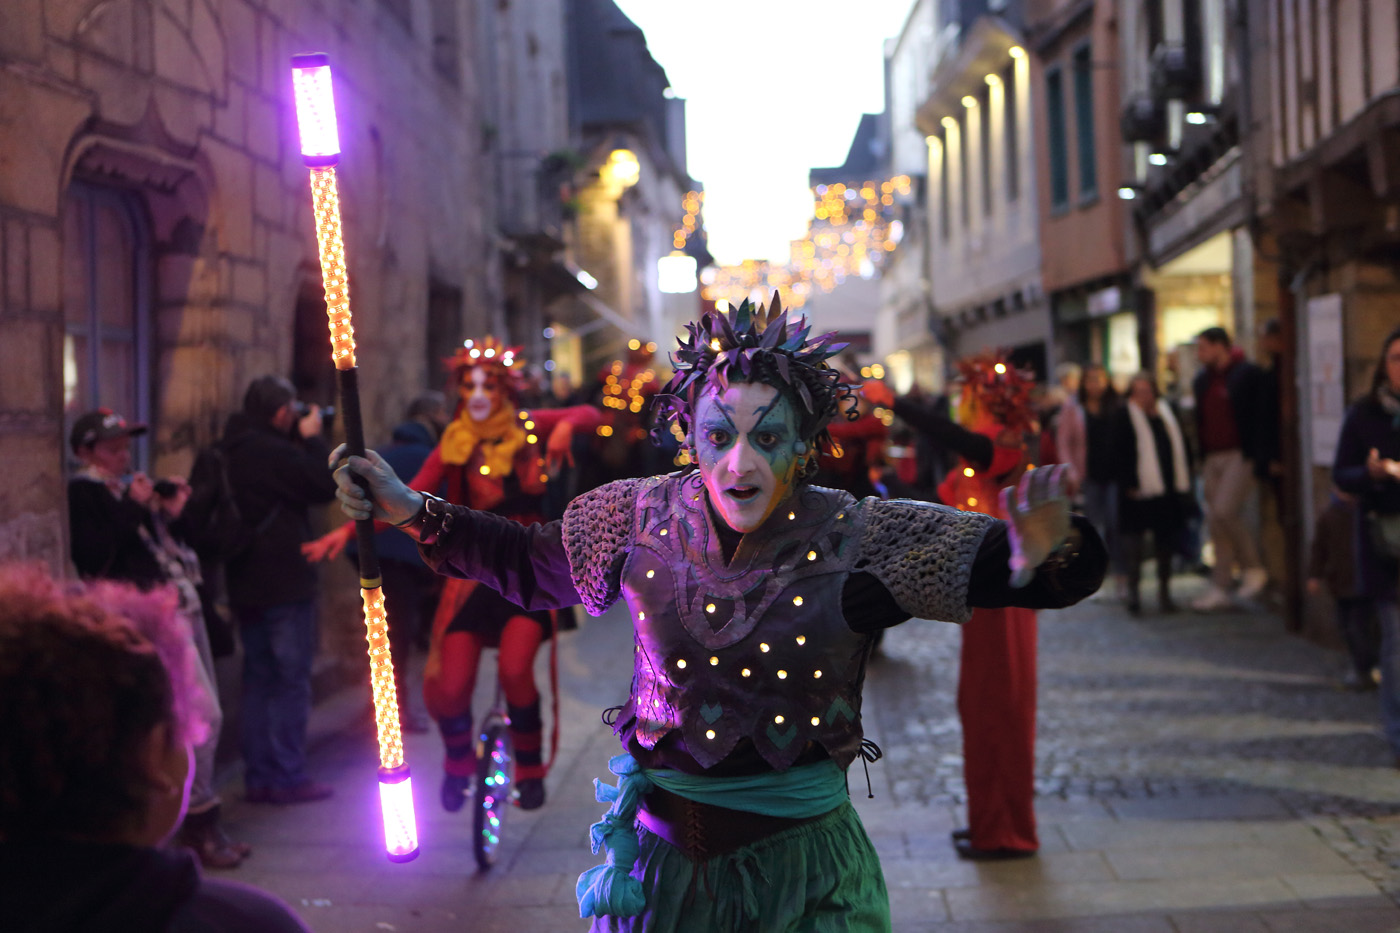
[328,445,423,526]
[1001,463,1072,588]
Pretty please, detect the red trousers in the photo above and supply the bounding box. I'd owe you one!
[958,605,1038,852]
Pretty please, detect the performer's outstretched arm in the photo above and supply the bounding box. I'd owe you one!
[328,444,583,610]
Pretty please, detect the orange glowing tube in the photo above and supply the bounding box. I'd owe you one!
[292,51,417,863]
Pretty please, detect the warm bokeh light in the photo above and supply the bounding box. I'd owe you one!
[606,149,641,188]
[700,174,911,311]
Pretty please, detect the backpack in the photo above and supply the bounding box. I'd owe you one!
[182,442,282,657]
[182,442,280,563]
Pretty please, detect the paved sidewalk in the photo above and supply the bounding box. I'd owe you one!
[218,578,1400,932]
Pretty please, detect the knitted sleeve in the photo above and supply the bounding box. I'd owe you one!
[560,478,645,616]
[853,498,996,624]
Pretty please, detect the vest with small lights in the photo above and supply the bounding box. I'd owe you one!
[614,472,871,771]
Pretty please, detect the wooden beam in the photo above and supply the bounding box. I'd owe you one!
[1306,164,1375,232]
[1366,128,1400,198]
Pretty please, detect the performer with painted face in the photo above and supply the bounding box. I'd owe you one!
[328,298,1105,931]
[306,338,601,812]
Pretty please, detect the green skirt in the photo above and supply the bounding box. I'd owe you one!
[588,800,890,933]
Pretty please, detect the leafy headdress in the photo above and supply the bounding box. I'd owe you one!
[649,294,858,465]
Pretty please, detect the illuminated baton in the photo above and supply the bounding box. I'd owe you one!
[291,52,418,863]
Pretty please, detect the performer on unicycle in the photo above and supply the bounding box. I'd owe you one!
[307,339,600,812]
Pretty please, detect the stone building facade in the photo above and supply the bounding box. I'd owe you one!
[915,2,1051,380]
[0,0,496,585]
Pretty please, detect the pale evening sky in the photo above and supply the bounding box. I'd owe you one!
[612,0,913,266]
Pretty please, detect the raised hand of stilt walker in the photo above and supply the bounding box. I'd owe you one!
[1002,463,1074,588]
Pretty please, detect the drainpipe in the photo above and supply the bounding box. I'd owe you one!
[1283,258,1318,634]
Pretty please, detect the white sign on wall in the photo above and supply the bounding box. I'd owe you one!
[1307,293,1345,466]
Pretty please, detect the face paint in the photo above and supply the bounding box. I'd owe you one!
[694,382,806,534]
[460,368,502,423]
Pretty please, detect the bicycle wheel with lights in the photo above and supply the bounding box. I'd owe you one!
[472,712,514,871]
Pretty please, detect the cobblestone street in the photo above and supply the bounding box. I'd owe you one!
[218,574,1400,931]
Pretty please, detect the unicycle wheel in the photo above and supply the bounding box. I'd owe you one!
[472,719,514,871]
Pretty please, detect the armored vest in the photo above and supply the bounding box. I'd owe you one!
[562,473,995,772]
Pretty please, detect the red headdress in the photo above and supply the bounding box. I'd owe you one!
[445,337,527,396]
[953,351,1036,435]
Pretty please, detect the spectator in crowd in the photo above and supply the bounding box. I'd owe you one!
[1333,326,1400,763]
[67,408,249,868]
[1307,489,1378,690]
[222,376,339,805]
[1191,327,1269,610]
[0,565,309,932]
[1048,363,1084,487]
[1058,361,1092,493]
[1076,364,1125,600]
[1112,372,1193,614]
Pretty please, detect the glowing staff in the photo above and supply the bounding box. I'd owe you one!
[291,52,418,863]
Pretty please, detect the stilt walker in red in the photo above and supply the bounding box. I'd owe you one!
[939,353,1044,860]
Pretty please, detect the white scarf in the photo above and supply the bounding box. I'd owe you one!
[1126,399,1190,497]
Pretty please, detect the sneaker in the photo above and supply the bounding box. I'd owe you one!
[441,772,471,813]
[1190,585,1235,612]
[1237,568,1268,600]
[515,778,546,811]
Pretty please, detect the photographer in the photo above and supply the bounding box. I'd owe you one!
[220,376,339,806]
[67,408,250,869]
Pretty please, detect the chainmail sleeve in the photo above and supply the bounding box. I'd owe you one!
[853,498,997,624]
[560,477,647,616]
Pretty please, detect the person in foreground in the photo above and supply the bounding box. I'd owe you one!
[0,565,309,932]
[329,297,1107,932]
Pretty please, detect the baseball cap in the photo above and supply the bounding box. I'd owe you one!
[69,408,148,453]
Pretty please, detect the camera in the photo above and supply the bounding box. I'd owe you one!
[153,479,181,498]
[294,401,335,420]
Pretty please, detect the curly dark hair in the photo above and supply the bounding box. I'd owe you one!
[0,567,190,842]
[649,295,859,464]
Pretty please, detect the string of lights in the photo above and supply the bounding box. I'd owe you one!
[701,175,913,311]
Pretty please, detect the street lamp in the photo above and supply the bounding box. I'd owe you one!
[658,251,697,293]
[290,52,419,864]
[605,149,640,188]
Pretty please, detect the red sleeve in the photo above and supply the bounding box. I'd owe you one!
[528,404,603,436]
[407,445,448,492]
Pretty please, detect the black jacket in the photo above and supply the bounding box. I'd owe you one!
[1192,356,1268,469]
[221,412,337,611]
[0,840,309,932]
[68,477,164,587]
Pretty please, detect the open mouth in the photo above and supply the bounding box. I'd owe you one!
[726,486,761,502]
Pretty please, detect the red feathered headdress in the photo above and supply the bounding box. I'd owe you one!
[954,351,1036,434]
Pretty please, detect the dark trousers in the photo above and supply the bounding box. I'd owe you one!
[1336,597,1380,679]
[1123,529,1175,608]
[237,598,317,791]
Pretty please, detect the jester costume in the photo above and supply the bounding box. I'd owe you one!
[383,303,1104,931]
[403,338,601,810]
